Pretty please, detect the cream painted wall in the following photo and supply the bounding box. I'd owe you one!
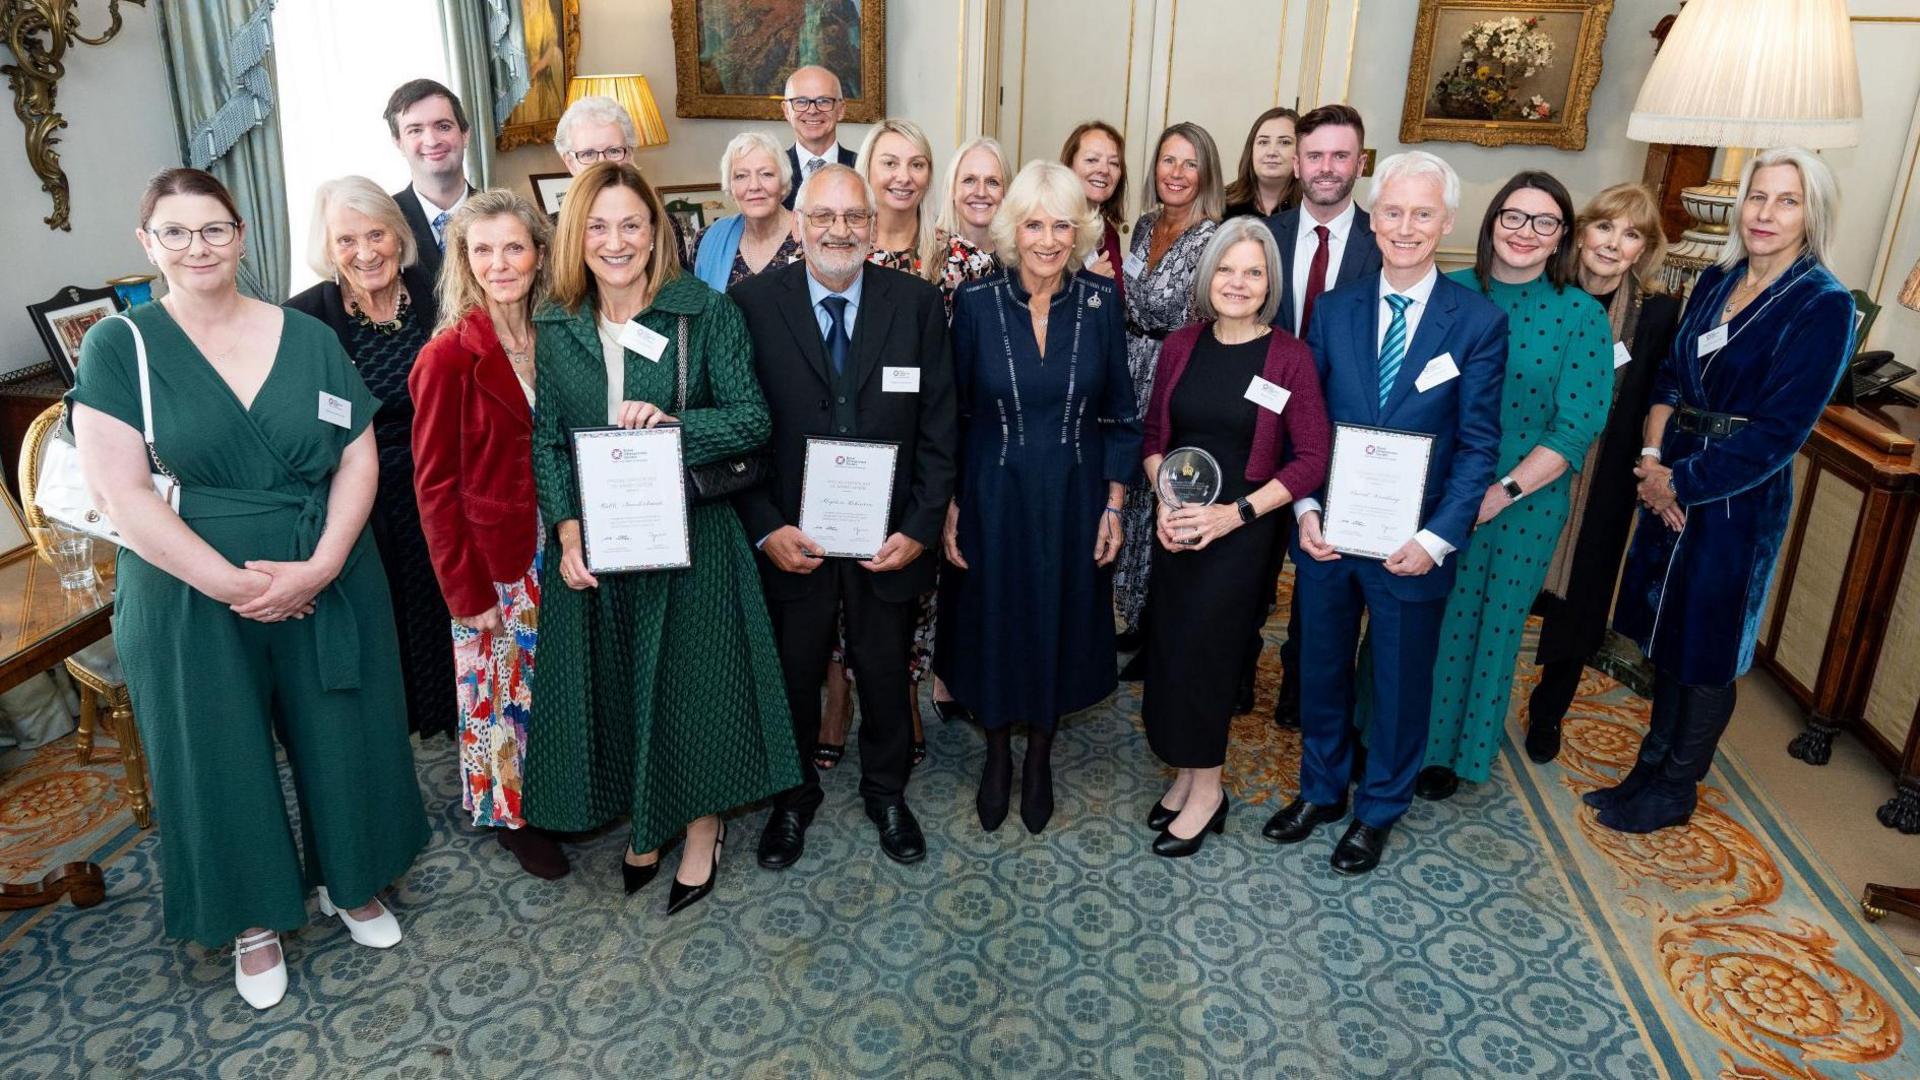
[0,3,178,372]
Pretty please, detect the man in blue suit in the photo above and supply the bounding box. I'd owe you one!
[1262,151,1507,874]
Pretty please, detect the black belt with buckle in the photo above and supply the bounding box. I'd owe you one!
[1674,405,1749,438]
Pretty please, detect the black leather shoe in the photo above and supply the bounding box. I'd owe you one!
[1330,820,1391,875]
[621,835,682,895]
[1152,795,1228,858]
[1524,717,1563,764]
[1233,676,1255,716]
[1414,765,1460,802]
[756,808,811,870]
[1262,797,1348,844]
[978,752,1012,833]
[667,824,725,915]
[1272,682,1301,730]
[1146,800,1178,832]
[867,801,927,864]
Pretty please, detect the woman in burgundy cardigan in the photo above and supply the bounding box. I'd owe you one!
[409,190,568,879]
[1139,218,1330,857]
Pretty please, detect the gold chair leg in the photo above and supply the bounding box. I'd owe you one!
[108,696,150,829]
[74,684,96,764]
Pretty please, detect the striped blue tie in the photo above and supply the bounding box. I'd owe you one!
[1378,293,1413,409]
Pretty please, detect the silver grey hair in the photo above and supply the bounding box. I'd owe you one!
[1717,147,1839,270]
[306,175,417,278]
[987,160,1101,270]
[1371,150,1460,212]
[554,95,636,157]
[794,162,876,215]
[718,130,793,200]
[1191,217,1284,326]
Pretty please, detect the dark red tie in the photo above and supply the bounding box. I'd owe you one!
[1300,225,1330,335]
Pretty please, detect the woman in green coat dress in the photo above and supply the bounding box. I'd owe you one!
[524,163,799,914]
[71,169,427,1011]
[1416,171,1611,801]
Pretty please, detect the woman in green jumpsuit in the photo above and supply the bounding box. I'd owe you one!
[69,169,427,1010]
[524,163,799,914]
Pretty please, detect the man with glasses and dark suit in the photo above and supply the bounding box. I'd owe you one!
[781,66,859,210]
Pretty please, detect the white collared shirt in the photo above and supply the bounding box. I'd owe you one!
[1290,202,1358,336]
[413,186,467,246]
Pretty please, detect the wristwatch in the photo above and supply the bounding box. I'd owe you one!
[1235,497,1256,524]
[1500,476,1525,503]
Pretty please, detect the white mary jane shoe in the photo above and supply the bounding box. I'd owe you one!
[233,929,287,1010]
[315,886,402,949]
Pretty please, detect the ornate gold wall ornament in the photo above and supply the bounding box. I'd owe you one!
[0,0,146,231]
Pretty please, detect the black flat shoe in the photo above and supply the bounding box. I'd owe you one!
[1525,717,1563,764]
[1330,820,1391,875]
[1146,800,1178,832]
[812,742,845,771]
[756,808,810,870]
[1414,765,1460,802]
[1020,734,1055,835]
[868,801,927,863]
[667,824,725,915]
[1262,796,1348,844]
[622,835,682,895]
[1152,795,1228,858]
[932,699,974,724]
[498,826,570,880]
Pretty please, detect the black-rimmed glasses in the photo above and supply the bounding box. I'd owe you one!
[570,146,633,164]
[784,96,843,113]
[150,222,239,250]
[1495,209,1564,236]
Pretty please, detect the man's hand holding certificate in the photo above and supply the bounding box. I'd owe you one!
[1320,424,1434,560]
[799,437,900,560]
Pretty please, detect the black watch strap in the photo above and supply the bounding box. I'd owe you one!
[1236,497,1256,524]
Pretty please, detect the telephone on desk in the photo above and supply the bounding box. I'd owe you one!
[1835,350,1917,406]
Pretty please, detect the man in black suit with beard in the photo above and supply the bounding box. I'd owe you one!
[730,164,956,868]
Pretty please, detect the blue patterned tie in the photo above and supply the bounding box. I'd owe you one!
[1378,293,1413,409]
[432,211,450,251]
[820,295,850,375]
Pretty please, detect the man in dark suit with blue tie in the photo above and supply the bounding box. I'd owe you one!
[1253,104,1381,725]
[780,66,860,210]
[1262,151,1507,875]
[384,79,474,282]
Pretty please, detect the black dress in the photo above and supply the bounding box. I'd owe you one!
[1142,334,1282,767]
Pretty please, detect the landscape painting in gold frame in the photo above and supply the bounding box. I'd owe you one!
[1399,0,1614,151]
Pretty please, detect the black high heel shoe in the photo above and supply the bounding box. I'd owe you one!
[1152,795,1228,858]
[622,835,682,895]
[1146,800,1178,832]
[667,824,726,915]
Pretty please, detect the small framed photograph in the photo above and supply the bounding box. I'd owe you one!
[27,284,125,387]
[529,172,574,218]
[657,184,734,266]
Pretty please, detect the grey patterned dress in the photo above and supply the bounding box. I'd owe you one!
[1113,210,1217,633]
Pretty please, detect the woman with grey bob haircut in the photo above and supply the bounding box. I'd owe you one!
[1189,217,1284,326]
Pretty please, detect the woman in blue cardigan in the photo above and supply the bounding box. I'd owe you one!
[693,131,803,290]
[1600,148,1856,834]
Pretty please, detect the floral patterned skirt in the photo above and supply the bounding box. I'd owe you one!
[452,545,542,829]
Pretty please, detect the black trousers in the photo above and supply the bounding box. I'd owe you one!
[766,561,915,813]
[1241,516,1300,700]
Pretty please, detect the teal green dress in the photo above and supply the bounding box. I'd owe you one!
[69,305,428,948]
[1425,272,1611,782]
[524,274,800,853]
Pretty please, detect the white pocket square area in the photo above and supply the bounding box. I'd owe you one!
[1413,353,1460,393]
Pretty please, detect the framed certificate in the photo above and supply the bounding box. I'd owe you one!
[799,437,900,559]
[570,425,691,573]
[1322,424,1434,560]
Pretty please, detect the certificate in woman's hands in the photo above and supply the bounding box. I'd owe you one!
[800,437,899,559]
[571,425,691,573]
[1322,424,1433,559]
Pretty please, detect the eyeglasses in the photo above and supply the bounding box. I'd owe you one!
[150,222,239,250]
[801,209,874,229]
[1495,209,1564,236]
[784,96,842,114]
[569,146,633,164]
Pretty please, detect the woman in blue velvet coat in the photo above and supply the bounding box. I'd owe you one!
[1599,148,1856,834]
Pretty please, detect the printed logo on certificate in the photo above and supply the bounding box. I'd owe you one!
[1321,424,1434,560]
[799,437,900,560]
[570,425,692,573]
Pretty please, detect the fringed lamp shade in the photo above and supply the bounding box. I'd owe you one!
[1627,0,1861,149]
[567,75,669,149]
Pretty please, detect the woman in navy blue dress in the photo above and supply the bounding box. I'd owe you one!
[938,162,1141,835]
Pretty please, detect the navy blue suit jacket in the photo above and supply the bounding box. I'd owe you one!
[1294,269,1507,602]
[1263,204,1382,335]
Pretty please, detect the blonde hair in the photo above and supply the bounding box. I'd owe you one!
[1574,183,1669,295]
[856,118,942,282]
[433,189,553,335]
[549,162,680,314]
[936,136,1012,239]
[1191,217,1284,326]
[306,176,417,279]
[988,160,1102,271]
[718,130,792,202]
[1717,147,1839,271]
[1144,122,1225,224]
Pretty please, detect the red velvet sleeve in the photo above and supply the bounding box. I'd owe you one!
[409,334,496,619]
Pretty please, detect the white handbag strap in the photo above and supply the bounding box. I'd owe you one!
[102,313,176,483]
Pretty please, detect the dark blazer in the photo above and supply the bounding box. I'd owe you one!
[730,260,958,602]
[283,263,442,352]
[407,306,537,618]
[1293,270,1508,602]
[1263,203,1381,336]
[782,143,860,209]
[391,182,475,281]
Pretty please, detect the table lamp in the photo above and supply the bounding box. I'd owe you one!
[567,75,669,151]
[1627,0,1861,291]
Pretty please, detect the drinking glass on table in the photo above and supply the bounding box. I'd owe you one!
[43,524,97,590]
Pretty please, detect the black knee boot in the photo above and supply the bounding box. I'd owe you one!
[978,725,1012,832]
[1525,658,1583,763]
[1020,725,1055,834]
[1584,667,1683,811]
[1598,680,1736,834]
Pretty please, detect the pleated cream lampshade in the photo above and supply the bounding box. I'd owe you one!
[567,75,669,149]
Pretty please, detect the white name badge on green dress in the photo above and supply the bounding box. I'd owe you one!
[318,391,352,428]
[619,320,669,361]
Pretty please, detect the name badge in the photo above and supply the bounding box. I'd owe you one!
[1244,375,1291,414]
[619,319,669,361]
[317,391,352,428]
[1122,252,1147,280]
[1413,353,1460,393]
[1697,324,1730,355]
[883,366,921,393]
[1613,341,1633,370]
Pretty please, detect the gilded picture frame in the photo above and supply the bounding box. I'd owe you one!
[1399,0,1613,151]
[496,0,583,153]
[668,0,886,123]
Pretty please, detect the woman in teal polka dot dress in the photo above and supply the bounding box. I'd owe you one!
[1416,172,1611,800]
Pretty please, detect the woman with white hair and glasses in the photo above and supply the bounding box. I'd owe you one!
[938,160,1140,834]
[1603,147,1856,834]
[1138,218,1329,856]
[694,131,803,289]
[286,176,455,739]
[553,94,639,171]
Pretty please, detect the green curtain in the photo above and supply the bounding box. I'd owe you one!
[442,0,533,188]
[156,0,289,302]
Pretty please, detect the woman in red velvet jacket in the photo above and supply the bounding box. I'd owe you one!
[410,189,568,880]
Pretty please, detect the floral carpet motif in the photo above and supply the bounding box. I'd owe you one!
[0,733,140,934]
[0,599,1915,1077]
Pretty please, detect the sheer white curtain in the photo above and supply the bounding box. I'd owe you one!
[273,0,451,292]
